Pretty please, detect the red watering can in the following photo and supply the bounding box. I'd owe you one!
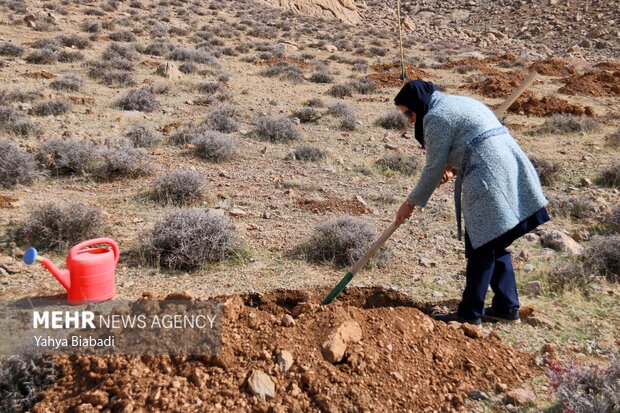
[23,238,119,303]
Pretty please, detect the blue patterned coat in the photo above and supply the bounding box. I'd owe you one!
[408,91,548,249]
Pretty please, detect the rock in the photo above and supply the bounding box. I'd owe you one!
[523,233,540,243]
[324,44,338,52]
[262,0,361,24]
[525,314,556,329]
[523,281,542,296]
[82,390,109,406]
[229,208,247,217]
[390,371,404,382]
[155,62,182,81]
[468,390,489,400]
[222,295,244,321]
[321,320,362,363]
[284,151,296,161]
[247,370,275,400]
[580,177,592,187]
[277,41,299,53]
[461,323,482,339]
[384,143,398,150]
[540,230,584,254]
[23,14,37,28]
[0,256,22,274]
[275,349,294,372]
[523,263,535,272]
[505,388,535,406]
[281,314,295,327]
[355,195,367,206]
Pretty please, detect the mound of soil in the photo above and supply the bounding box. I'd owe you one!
[33,288,538,412]
[465,70,530,98]
[528,58,577,76]
[20,70,56,79]
[595,61,620,71]
[367,63,428,88]
[0,195,19,209]
[254,57,311,70]
[559,70,620,97]
[296,198,371,215]
[508,95,596,117]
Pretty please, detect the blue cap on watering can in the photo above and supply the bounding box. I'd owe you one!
[23,247,38,265]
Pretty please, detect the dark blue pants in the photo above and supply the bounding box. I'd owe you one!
[456,207,550,319]
[457,232,520,319]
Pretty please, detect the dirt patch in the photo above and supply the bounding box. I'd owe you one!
[20,70,56,79]
[594,61,620,71]
[465,70,530,98]
[254,57,311,70]
[295,198,371,215]
[0,195,19,209]
[33,287,538,412]
[67,96,96,105]
[528,58,577,76]
[367,63,428,88]
[508,95,596,117]
[559,70,620,97]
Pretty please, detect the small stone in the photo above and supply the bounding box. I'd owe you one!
[385,143,398,150]
[390,371,404,382]
[355,195,367,206]
[275,349,294,372]
[496,383,508,393]
[468,390,489,400]
[540,230,584,255]
[229,208,247,216]
[525,314,556,329]
[82,390,109,406]
[523,263,535,272]
[523,281,542,296]
[505,388,535,406]
[247,370,275,400]
[281,314,295,327]
[324,44,338,52]
[580,177,592,187]
[321,320,362,363]
[523,233,540,243]
[461,323,482,339]
[155,62,182,81]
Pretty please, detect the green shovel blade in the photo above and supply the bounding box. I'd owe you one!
[322,271,354,305]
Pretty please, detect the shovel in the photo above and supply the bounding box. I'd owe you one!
[321,71,538,305]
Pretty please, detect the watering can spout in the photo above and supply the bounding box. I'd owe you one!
[23,247,71,292]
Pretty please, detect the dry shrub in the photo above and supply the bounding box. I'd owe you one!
[145,208,241,270]
[0,139,38,188]
[547,261,592,294]
[349,77,376,94]
[529,156,561,186]
[599,161,620,187]
[537,114,602,134]
[0,355,59,413]
[0,105,42,136]
[609,206,620,233]
[94,145,150,180]
[109,30,136,42]
[0,42,24,56]
[57,33,91,49]
[294,144,326,162]
[327,101,352,117]
[376,153,420,175]
[605,128,620,148]
[25,49,57,64]
[85,60,135,87]
[292,107,321,123]
[584,235,620,282]
[152,169,203,206]
[31,99,71,116]
[548,194,600,220]
[253,116,301,143]
[327,83,353,98]
[167,46,219,66]
[261,61,303,81]
[124,124,162,148]
[14,201,104,250]
[550,358,620,413]
[50,74,83,92]
[377,110,408,130]
[303,216,390,268]
[309,71,334,83]
[57,50,83,63]
[305,97,324,108]
[208,105,240,133]
[116,88,160,112]
[192,130,238,162]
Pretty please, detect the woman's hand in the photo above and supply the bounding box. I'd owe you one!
[438,167,456,187]
[396,199,415,225]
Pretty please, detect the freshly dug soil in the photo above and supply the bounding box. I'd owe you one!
[559,70,620,97]
[508,95,596,117]
[0,195,18,209]
[367,63,428,88]
[295,198,371,215]
[528,58,577,76]
[254,57,311,70]
[33,287,539,413]
[465,70,530,98]
[595,61,620,71]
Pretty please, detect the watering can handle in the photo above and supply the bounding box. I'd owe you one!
[69,238,120,265]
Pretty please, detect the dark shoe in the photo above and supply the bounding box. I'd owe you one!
[433,312,482,326]
[482,307,521,323]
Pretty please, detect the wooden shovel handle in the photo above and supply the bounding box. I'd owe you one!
[494,70,538,118]
[350,221,401,275]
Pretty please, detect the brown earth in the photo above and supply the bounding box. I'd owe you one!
[595,61,620,71]
[559,70,620,97]
[33,287,539,413]
[0,195,19,209]
[295,198,371,215]
[367,63,427,88]
[508,95,596,117]
[528,58,577,77]
[254,57,311,70]
[464,70,530,98]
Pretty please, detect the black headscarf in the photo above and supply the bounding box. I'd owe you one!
[394,80,437,148]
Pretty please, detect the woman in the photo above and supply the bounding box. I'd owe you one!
[393,80,550,325]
